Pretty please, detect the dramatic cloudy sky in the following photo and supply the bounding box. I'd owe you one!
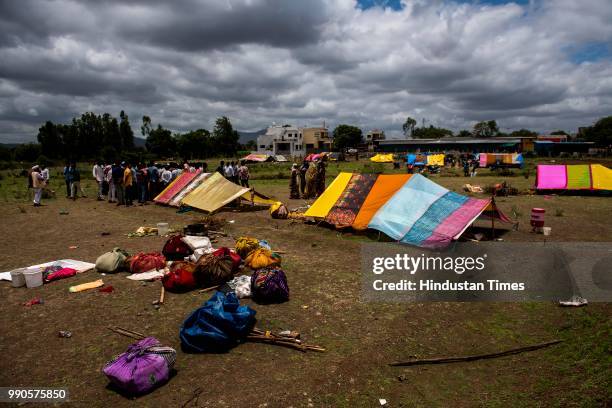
[1,0,611,143]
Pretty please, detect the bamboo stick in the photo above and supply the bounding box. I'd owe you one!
[159,285,165,304]
[390,340,563,367]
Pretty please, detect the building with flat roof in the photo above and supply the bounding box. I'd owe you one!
[302,127,331,153]
[257,125,304,156]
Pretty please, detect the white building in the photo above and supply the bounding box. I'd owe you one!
[257,125,304,156]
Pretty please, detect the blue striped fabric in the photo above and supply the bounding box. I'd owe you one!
[400,191,468,245]
[368,174,447,240]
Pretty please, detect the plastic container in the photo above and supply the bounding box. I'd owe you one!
[530,208,545,231]
[23,268,43,288]
[10,268,26,288]
[157,223,169,236]
[542,227,552,236]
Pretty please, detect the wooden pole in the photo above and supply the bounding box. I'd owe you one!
[390,339,562,367]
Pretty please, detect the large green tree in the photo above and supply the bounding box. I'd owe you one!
[412,125,453,139]
[473,120,499,137]
[582,116,612,146]
[146,124,176,156]
[176,129,212,159]
[457,129,472,138]
[37,121,63,158]
[119,110,134,150]
[332,124,363,150]
[402,117,417,137]
[510,128,538,138]
[212,116,240,156]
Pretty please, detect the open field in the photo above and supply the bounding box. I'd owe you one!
[0,158,610,407]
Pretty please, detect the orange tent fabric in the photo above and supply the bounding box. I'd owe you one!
[351,174,411,230]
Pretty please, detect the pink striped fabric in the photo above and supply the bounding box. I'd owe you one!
[154,171,200,204]
[421,198,489,248]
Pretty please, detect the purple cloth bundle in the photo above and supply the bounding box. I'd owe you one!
[251,267,289,304]
[102,337,176,395]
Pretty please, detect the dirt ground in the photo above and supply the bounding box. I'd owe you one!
[0,166,610,407]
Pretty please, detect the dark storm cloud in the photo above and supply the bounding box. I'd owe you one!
[1,0,612,142]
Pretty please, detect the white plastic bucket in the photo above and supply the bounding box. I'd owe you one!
[23,268,43,288]
[542,227,552,236]
[157,223,169,236]
[10,268,26,288]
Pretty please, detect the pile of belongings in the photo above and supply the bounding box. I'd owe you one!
[463,184,484,193]
[180,291,256,352]
[103,337,176,395]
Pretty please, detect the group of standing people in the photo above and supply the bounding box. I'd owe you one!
[290,157,326,199]
[92,161,199,206]
[29,160,202,207]
[215,160,250,187]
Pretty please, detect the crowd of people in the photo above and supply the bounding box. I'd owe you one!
[214,160,250,187]
[28,161,209,207]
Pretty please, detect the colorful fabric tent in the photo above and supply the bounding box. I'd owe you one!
[305,173,509,248]
[370,154,394,163]
[182,173,250,213]
[154,170,201,204]
[479,153,523,168]
[406,153,428,166]
[168,173,212,207]
[536,164,612,191]
[426,154,445,166]
[154,170,277,211]
[242,153,272,162]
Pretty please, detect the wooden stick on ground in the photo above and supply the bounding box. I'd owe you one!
[390,339,563,367]
[181,387,203,408]
[108,326,145,340]
[198,285,220,293]
[159,285,165,304]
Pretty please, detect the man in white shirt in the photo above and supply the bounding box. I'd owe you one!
[31,165,46,206]
[160,166,172,187]
[93,161,105,200]
[224,163,234,179]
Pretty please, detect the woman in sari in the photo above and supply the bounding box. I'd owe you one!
[289,163,300,199]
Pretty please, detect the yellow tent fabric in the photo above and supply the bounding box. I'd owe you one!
[304,172,353,218]
[591,164,612,190]
[240,190,277,206]
[182,172,250,213]
[352,174,411,230]
[370,154,394,163]
[426,154,445,166]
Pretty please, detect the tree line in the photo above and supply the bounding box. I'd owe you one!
[0,112,243,164]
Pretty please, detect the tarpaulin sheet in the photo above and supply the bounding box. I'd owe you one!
[182,172,250,213]
[352,174,411,230]
[154,170,200,204]
[426,154,445,166]
[536,165,567,189]
[591,164,612,191]
[304,172,353,218]
[566,165,591,189]
[370,154,394,163]
[325,174,378,228]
